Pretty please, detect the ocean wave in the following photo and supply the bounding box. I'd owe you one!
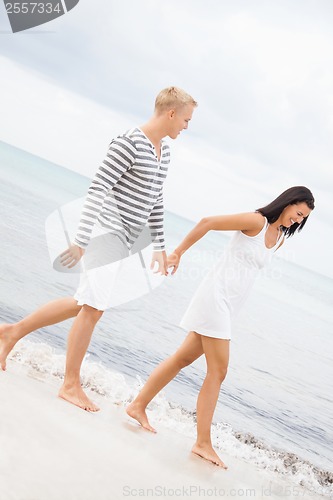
[9,340,333,498]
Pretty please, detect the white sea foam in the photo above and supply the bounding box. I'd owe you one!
[8,340,333,498]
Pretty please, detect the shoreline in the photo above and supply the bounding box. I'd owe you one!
[0,361,328,500]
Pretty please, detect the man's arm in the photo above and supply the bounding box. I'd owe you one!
[61,137,136,269]
[147,190,168,275]
[147,190,165,252]
[74,137,136,249]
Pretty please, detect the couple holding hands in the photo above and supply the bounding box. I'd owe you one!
[0,87,315,469]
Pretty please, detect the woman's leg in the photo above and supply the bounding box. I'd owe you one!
[0,297,82,370]
[58,304,103,412]
[192,336,230,468]
[127,331,204,431]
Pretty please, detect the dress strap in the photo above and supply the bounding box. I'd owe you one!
[264,217,283,249]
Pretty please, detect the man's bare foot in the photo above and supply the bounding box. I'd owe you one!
[191,443,228,469]
[58,384,100,412]
[126,401,156,432]
[0,323,18,371]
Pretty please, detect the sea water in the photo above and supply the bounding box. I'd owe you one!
[0,140,332,497]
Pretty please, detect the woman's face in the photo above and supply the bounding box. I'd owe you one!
[280,202,312,227]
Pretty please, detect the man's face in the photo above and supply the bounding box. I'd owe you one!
[167,104,195,139]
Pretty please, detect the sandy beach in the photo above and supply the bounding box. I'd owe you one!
[0,361,326,500]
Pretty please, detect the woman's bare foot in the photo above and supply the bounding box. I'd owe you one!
[0,323,19,371]
[58,383,100,412]
[191,442,228,469]
[126,401,156,432]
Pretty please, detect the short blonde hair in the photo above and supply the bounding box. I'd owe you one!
[155,86,198,113]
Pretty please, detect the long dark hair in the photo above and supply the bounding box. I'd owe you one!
[256,186,315,238]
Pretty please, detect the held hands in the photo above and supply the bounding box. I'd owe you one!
[150,251,182,276]
[60,244,85,269]
[167,251,181,275]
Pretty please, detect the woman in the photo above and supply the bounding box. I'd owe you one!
[126,186,315,469]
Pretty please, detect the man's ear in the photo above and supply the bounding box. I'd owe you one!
[167,109,176,119]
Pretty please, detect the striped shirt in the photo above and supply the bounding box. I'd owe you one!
[74,128,170,252]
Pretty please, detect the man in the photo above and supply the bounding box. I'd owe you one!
[0,86,197,411]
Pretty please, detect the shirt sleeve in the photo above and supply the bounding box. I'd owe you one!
[74,137,137,248]
[147,189,165,252]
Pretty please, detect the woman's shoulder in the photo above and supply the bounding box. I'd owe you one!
[244,211,266,227]
[241,212,266,236]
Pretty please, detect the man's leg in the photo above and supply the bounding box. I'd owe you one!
[58,304,103,412]
[0,297,81,370]
[61,234,127,412]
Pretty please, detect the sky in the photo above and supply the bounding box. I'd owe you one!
[0,0,332,278]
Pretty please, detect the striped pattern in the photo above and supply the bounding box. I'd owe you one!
[74,128,170,251]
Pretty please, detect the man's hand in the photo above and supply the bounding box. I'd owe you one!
[167,251,181,275]
[60,244,85,269]
[150,251,168,276]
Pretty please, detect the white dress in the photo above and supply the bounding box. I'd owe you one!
[180,219,282,339]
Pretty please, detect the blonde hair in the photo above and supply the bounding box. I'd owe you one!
[155,86,198,113]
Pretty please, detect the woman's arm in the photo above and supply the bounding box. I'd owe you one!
[167,212,264,274]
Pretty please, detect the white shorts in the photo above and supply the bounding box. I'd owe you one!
[74,224,164,311]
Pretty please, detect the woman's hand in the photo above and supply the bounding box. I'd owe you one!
[167,251,181,275]
[60,244,85,269]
